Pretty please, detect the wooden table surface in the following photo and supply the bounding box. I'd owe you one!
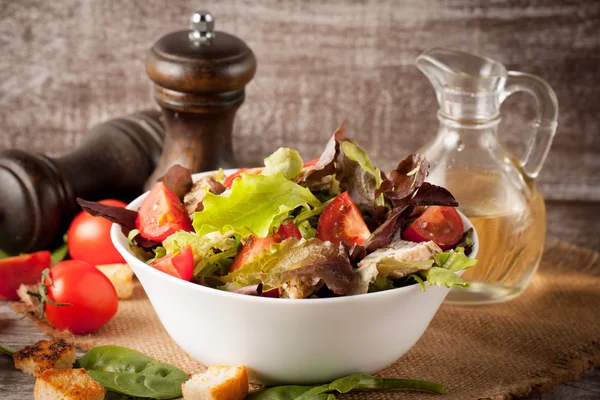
[1,200,599,399]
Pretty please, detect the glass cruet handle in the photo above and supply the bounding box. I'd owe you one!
[500,71,559,179]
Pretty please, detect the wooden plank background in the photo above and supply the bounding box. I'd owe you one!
[0,0,599,201]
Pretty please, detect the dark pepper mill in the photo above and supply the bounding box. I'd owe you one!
[144,10,257,189]
[0,111,165,254]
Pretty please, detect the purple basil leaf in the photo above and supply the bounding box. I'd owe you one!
[233,283,263,296]
[158,164,193,201]
[384,154,430,207]
[77,198,137,230]
[411,182,459,207]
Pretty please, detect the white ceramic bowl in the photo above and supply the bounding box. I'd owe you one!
[111,171,478,385]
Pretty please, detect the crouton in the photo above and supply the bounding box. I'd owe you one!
[34,368,105,400]
[96,263,134,299]
[182,365,248,400]
[13,339,76,376]
[280,276,323,299]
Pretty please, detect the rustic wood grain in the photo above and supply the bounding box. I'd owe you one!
[0,0,599,201]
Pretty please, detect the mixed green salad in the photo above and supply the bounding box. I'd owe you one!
[80,125,477,299]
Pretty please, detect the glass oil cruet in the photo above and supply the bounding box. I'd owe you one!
[415,48,558,305]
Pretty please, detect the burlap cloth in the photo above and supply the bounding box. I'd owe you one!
[9,240,600,399]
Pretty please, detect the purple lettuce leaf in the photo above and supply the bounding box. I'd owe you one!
[157,164,194,201]
[410,182,458,207]
[384,154,430,208]
[233,283,263,296]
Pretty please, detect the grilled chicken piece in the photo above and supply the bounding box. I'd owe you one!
[357,240,442,279]
[13,339,76,377]
[279,277,324,299]
[183,175,226,216]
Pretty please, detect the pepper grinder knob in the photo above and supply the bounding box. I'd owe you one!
[145,10,257,189]
[189,11,215,43]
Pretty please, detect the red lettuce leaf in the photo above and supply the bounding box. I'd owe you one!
[76,198,159,250]
[281,260,355,295]
[157,164,193,201]
[384,154,430,208]
[410,182,458,207]
[300,124,346,186]
[233,283,263,296]
[77,198,137,230]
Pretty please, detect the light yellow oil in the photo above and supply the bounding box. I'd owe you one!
[439,168,547,305]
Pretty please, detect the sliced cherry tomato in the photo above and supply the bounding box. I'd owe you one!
[136,182,192,242]
[0,251,51,300]
[402,206,464,250]
[68,199,127,265]
[316,192,370,247]
[150,246,194,281]
[303,158,319,168]
[229,221,302,272]
[44,260,118,334]
[223,167,262,188]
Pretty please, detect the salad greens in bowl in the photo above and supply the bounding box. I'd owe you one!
[95,125,477,384]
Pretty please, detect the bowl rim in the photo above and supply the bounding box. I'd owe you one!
[111,170,479,306]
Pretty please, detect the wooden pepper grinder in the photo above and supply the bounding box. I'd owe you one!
[0,111,165,254]
[144,10,257,189]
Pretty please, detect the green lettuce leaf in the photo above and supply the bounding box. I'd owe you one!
[220,238,353,295]
[193,173,321,239]
[434,247,478,272]
[420,267,469,288]
[341,141,383,190]
[296,220,316,239]
[163,231,238,260]
[368,276,394,293]
[263,148,304,180]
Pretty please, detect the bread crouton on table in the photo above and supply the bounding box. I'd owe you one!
[96,263,135,299]
[182,365,249,400]
[34,368,105,400]
[13,339,76,377]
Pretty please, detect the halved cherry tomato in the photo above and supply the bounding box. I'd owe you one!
[223,167,262,188]
[402,206,464,250]
[0,251,51,300]
[303,158,319,168]
[136,182,192,242]
[316,192,370,247]
[68,199,127,265]
[150,246,194,281]
[229,221,302,272]
[44,260,118,334]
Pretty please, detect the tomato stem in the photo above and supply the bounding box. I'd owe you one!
[26,269,72,320]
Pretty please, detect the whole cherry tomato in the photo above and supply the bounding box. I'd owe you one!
[43,260,118,334]
[68,199,127,265]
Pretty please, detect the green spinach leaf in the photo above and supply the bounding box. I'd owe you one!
[247,373,444,399]
[75,346,189,399]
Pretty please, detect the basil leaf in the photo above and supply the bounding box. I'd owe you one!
[76,345,189,399]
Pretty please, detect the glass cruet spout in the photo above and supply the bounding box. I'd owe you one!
[415,48,559,305]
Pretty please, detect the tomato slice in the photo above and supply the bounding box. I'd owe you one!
[402,206,464,250]
[223,167,262,188]
[136,182,192,242]
[0,251,51,300]
[303,158,319,168]
[316,192,370,247]
[229,221,302,272]
[151,246,194,281]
